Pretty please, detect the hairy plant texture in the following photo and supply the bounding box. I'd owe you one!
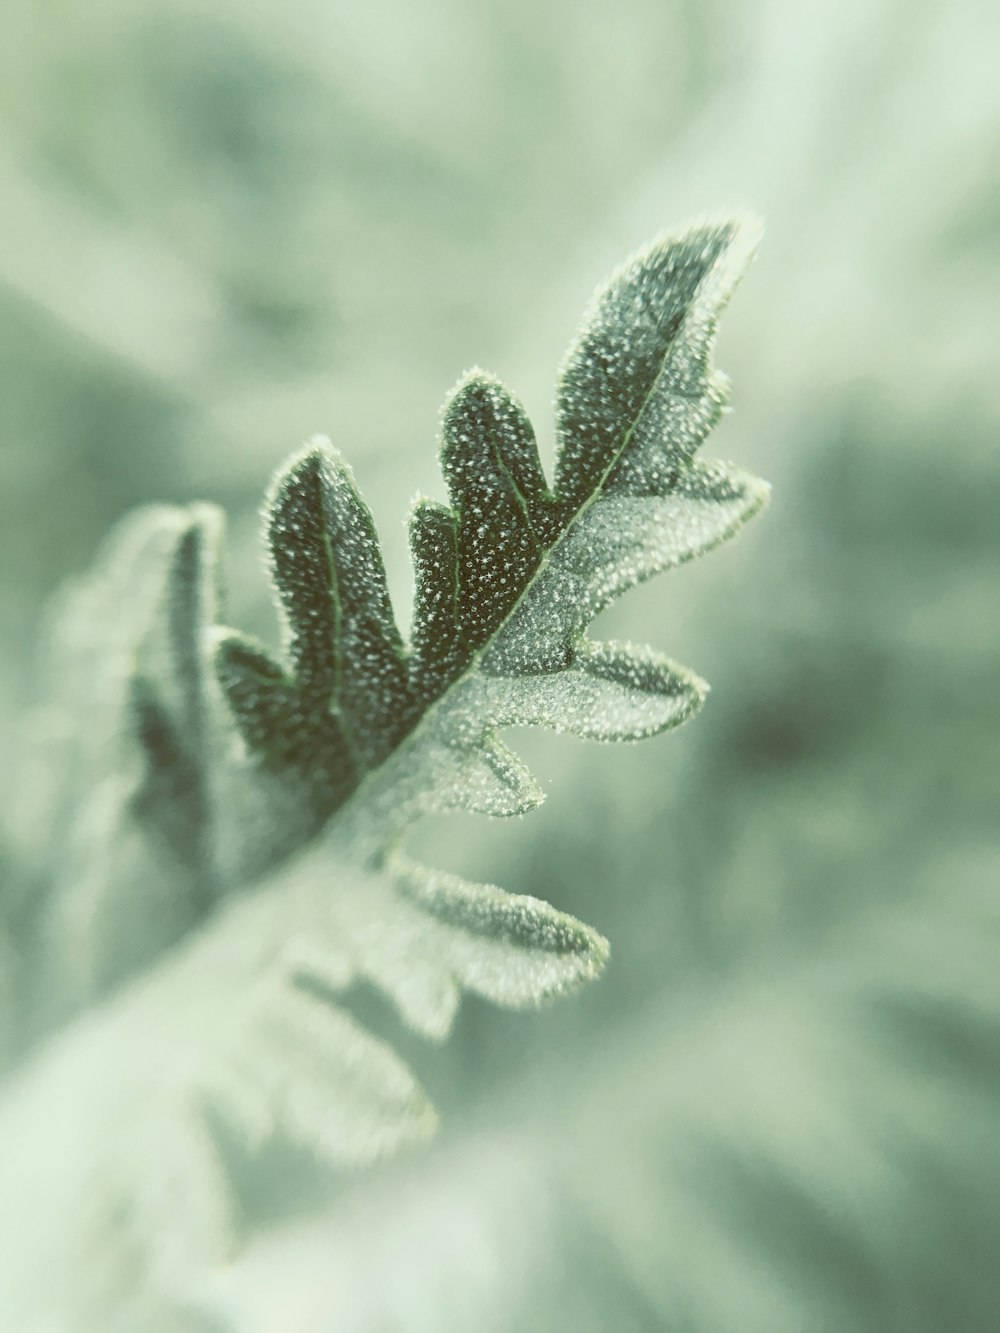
[0,217,766,1330]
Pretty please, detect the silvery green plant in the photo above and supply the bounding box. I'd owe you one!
[0,217,767,1330]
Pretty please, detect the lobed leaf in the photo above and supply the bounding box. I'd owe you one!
[213,215,765,854]
[2,217,769,1325]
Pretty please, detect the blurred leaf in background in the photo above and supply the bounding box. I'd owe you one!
[1,0,999,1329]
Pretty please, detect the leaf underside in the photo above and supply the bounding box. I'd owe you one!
[3,216,768,1324]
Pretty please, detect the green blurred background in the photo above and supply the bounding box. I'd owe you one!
[2,0,998,1328]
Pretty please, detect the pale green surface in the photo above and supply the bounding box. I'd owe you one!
[1,0,999,1329]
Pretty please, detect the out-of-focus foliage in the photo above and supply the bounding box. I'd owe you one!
[1,0,998,1329]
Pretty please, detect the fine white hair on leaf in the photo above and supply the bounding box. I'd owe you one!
[2,217,767,1328]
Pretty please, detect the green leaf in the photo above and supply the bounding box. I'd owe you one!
[407,497,462,699]
[390,856,609,1017]
[438,372,560,653]
[130,504,223,892]
[219,446,415,777]
[14,504,224,1035]
[555,217,761,507]
[213,216,766,860]
[2,217,768,1325]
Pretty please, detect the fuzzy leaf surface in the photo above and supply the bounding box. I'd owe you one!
[1,217,767,1327]
[216,216,767,856]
